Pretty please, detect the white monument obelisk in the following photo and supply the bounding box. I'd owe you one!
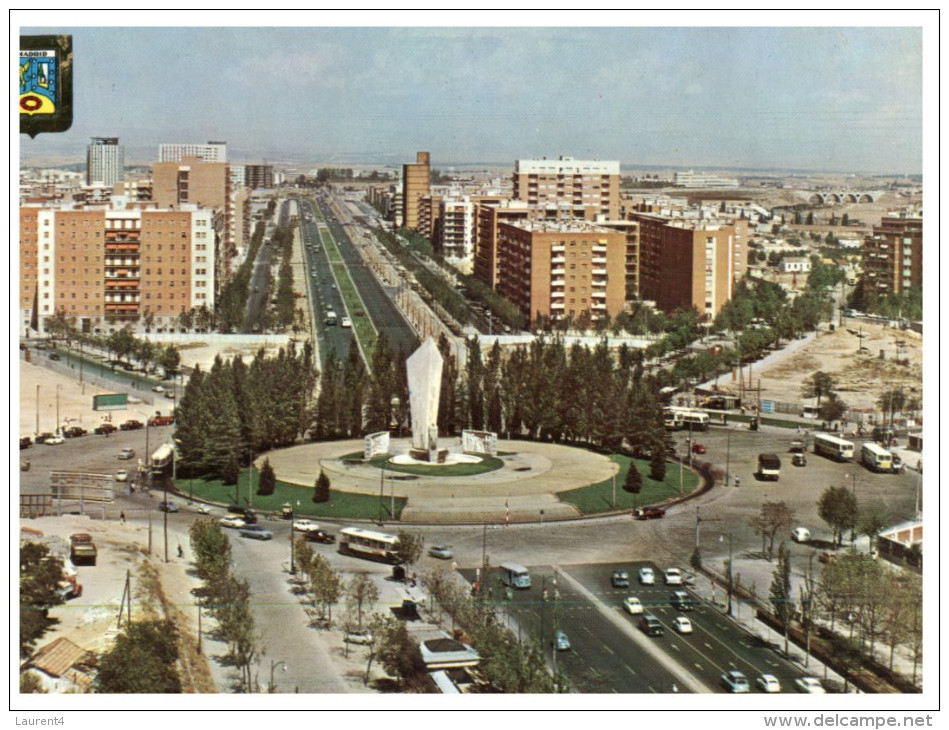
[406,337,446,462]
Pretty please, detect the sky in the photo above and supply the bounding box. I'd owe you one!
[17,14,928,174]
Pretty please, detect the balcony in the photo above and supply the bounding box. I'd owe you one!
[550,301,565,310]
[592,267,607,276]
[592,256,607,265]
[551,268,565,276]
[591,291,607,299]
[550,278,566,287]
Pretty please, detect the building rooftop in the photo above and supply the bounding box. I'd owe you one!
[508,219,615,234]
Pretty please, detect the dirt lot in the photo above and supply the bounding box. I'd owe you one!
[754,321,922,417]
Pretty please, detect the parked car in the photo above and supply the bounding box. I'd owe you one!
[756,674,782,693]
[158,501,179,513]
[691,442,707,454]
[148,414,175,426]
[794,676,826,694]
[623,596,644,615]
[45,434,65,445]
[35,432,56,444]
[94,423,118,435]
[292,518,321,533]
[664,568,683,585]
[428,545,454,560]
[344,631,373,645]
[791,527,811,543]
[638,615,664,637]
[611,569,630,588]
[638,567,655,585]
[218,515,245,529]
[304,530,335,544]
[19,436,32,450]
[672,616,693,634]
[151,384,165,394]
[553,630,571,651]
[118,448,135,460]
[119,419,144,431]
[240,524,273,540]
[164,390,176,399]
[634,506,665,520]
[792,452,807,467]
[670,590,694,611]
[48,352,61,361]
[115,469,129,482]
[64,426,87,438]
[721,670,751,693]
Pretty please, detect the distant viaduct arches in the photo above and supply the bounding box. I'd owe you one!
[807,191,879,205]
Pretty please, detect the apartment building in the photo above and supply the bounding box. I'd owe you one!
[159,141,227,163]
[512,156,620,221]
[474,200,531,290]
[402,151,431,230]
[152,155,232,262]
[673,169,739,188]
[495,219,626,325]
[86,137,124,187]
[20,204,214,335]
[862,212,923,297]
[244,164,275,190]
[632,213,739,319]
[596,219,641,302]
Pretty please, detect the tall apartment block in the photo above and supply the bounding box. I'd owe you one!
[494,219,626,325]
[632,213,740,319]
[512,156,620,221]
[152,155,232,265]
[862,212,923,297]
[20,205,214,335]
[474,200,530,289]
[401,152,431,230]
[86,137,124,187]
[244,164,275,190]
[159,141,227,163]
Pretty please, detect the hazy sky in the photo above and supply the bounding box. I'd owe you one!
[19,23,924,173]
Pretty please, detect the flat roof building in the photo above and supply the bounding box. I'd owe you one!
[862,212,922,298]
[158,141,227,163]
[86,137,124,187]
[513,156,621,221]
[402,152,431,230]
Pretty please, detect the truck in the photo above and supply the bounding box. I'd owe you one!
[757,453,781,481]
[69,533,97,566]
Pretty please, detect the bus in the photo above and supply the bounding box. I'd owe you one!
[339,527,401,563]
[813,433,855,462]
[861,442,893,473]
[499,562,531,589]
[663,408,710,432]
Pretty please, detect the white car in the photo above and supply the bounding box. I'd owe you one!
[341,317,352,328]
[45,435,65,445]
[791,527,812,543]
[218,515,246,529]
[664,568,683,585]
[638,567,656,585]
[673,616,693,634]
[344,631,373,645]
[794,676,826,694]
[292,519,321,533]
[756,674,782,693]
[623,596,644,615]
[115,469,129,482]
[152,384,165,394]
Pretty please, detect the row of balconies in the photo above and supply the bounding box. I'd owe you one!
[104,270,139,279]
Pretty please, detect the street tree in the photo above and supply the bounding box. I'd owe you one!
[20,542,64,657]
[769,541,794,655]
[94,619,181,693]
[856,500,889,546]
[376,616,425,689]
[801,371,836,408]
[877,388,906,428]
[395,531,424,567]
[307,554,343,625]
[818,394,848,423]
[649,448,666,481]
[313,470,331,503]
[750,501,796,562]
[817,485,858,547]
[623,461,643,494]
[346,573,379,630]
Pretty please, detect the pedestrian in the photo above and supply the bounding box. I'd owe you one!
[120,511,126,523]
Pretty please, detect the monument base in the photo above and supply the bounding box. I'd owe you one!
[408,447,450,463]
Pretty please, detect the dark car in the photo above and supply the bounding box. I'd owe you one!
[94,423,118,435]
[304,529,335,544]
[34,432,56,444]
[119,419,144,431]
[20,436,32,449]
[634,506,666,520]
[670,590,695,611]
[48,352,61,361]
[638,615,665,637]
[157,501,179,513]
[611,569,630,588]
[64,426,88,438]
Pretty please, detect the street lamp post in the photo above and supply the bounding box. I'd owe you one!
[269,660,287,694]
[720,534,734,616]
[56,384,61,435]
[290,522,296,575]
[724,426,732,487]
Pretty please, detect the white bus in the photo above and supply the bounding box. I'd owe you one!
[663,408,710,432]
[339,527,401,563]
[861,442,893,473]
[499,562,531,589]
[813,433,855,462]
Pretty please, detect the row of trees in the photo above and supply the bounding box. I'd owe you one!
[175,343,317,482]
[19,542,65,658]
[189,518,260,691]
[311,332,671,457]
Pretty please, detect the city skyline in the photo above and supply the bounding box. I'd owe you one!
[18,17,927,175]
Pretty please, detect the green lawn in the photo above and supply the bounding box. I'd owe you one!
[357,452,504,478]
[557,455,699,514]
[177,467,406,521]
